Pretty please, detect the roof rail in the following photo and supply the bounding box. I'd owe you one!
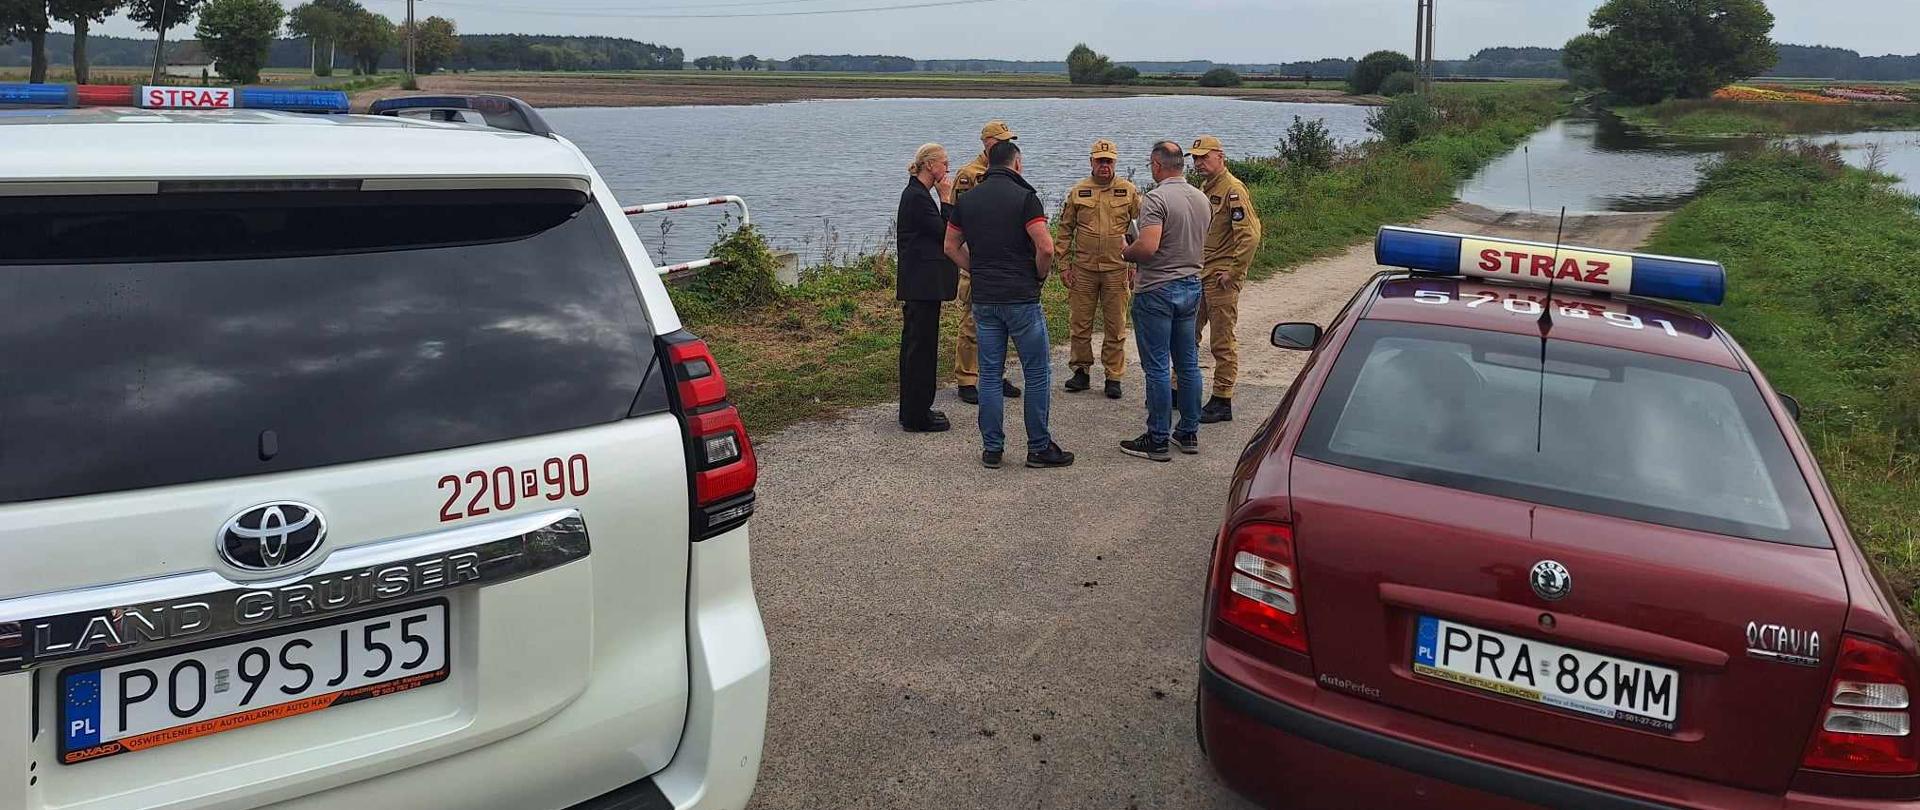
[366,94,553,137]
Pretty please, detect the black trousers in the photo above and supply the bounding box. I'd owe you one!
[899,300,942,425]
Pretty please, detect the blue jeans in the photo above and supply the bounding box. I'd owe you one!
[1131,276,1203,442]
[973,302,1053,453]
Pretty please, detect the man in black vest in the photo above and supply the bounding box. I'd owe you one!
[943,140,1076,470]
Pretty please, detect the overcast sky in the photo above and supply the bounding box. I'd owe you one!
[83,0,1920,62]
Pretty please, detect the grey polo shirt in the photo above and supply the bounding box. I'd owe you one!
[1135,176,1210,293]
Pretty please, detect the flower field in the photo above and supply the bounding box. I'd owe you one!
[1713,84,1918,104]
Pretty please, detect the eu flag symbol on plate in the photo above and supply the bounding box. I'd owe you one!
[63,671,103,749]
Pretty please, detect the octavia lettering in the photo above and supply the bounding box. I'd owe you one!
[438,455,589,522]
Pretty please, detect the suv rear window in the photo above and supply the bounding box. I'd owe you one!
[0,190,655,504]
[1297,320,1829,546]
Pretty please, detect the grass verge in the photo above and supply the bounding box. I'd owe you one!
[1616,98,1920,136]
[685,83,1569,435]
[1644,144,1920,607]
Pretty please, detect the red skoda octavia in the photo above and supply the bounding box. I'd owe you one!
[1199,226,1920,809]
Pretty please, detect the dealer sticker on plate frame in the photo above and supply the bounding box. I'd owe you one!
[1413,615,1679,734]
[59,601,450,765]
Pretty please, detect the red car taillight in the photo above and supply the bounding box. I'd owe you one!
[1216,522,1308,654]
[661,331,757,539]
[1802,635,1919,775]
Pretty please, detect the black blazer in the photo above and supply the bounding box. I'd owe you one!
[896,176,960,302]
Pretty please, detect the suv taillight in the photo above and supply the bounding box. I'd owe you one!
[1215,521,1307,654]
[661,331,757,539]
[1803,635,1920,775]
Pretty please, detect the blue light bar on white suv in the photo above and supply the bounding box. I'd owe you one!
[0,83,348,114]
[1376,225,1726,306]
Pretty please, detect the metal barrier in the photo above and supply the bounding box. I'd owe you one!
[621,195,752,275]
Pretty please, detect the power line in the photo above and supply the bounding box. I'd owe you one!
[394,0,876,9]
[413,0,1010,19]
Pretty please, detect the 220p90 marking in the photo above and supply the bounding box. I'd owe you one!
[438,455,589,522]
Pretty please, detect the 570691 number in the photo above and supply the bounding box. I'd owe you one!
[438,455,589,522]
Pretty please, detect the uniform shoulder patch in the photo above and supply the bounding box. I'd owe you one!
[1078,189,1095,197]
[1231,207,1246,222]
[1210,195,1223,205]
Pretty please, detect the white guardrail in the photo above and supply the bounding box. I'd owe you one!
[621,195,752,275]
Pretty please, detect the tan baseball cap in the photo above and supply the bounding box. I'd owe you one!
[1190,135,1225,156]
[980,120,1017,142]
[1090,139,1119,159]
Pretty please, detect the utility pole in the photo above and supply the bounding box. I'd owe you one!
[1413,0,1426,94]
[405,0,417,90]
[149,0,169,86]
[1425,0,1438,94]
[1413,0,1437,95]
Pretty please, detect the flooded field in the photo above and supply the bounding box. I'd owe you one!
[545,95,1373,265]
[1459,113,1920,214]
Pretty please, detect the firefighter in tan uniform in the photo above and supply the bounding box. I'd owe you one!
[1054,139,1139,399]
[949,120,1021,405]
[1190,135,1261,423]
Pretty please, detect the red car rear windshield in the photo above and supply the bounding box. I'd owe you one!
[1298,320,1829,547]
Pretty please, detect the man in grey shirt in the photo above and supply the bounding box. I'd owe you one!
[1118,140,1211,461]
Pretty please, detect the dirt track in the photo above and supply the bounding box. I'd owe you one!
[352,73,1375,110]
[743,204,1668,809]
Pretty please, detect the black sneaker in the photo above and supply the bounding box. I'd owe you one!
[1173,431,1199,454]
[1104,380,1122,399]
[982,449,1003,469]
[1064,369,1091,392]
[958,385,980,405]
[1199,396,1233,424]
[1026,442,1076,468]
[1120,433,1171,462]
[1002,378,1022,399]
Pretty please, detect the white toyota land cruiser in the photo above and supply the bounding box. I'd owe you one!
[0,86,769,810]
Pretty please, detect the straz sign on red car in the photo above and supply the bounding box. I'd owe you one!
[1460,238,1633,295]
[141,86,235,110]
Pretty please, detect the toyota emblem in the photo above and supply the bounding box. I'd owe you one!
[1530,560,1572,602]
[218,502,326,572]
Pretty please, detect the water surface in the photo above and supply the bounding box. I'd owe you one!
[546,96,1374,264]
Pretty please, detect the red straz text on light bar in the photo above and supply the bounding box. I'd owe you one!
[143,86,235,110]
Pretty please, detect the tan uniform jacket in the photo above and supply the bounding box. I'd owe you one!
[953,155,990,198]
[1052,176,1140,274]
[1201,171,1262,280]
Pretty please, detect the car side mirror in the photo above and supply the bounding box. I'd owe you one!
[1779,393,1802,422]
[1271,322,1322,351]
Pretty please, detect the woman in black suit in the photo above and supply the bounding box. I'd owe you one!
[897,143,959,433]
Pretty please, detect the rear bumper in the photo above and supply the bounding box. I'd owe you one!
[1200,654,1916,810]
[261,525,769,810]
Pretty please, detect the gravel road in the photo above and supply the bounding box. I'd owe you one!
[744,204,1668,810]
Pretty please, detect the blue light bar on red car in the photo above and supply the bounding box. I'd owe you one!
[0,83,347,114]
[1375,225,1726,306]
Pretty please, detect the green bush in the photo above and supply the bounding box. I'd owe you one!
[1279,115,1337,172]
[1349,50,1415,95]
[1105,65,1140,84]
[686,225,782,312]
[1378,70,1419,97]
[1367,95,1439,145]
[1198,67,1242,88]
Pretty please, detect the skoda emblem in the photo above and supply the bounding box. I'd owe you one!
[1530,560,1572,602]
[219,502,326,572]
